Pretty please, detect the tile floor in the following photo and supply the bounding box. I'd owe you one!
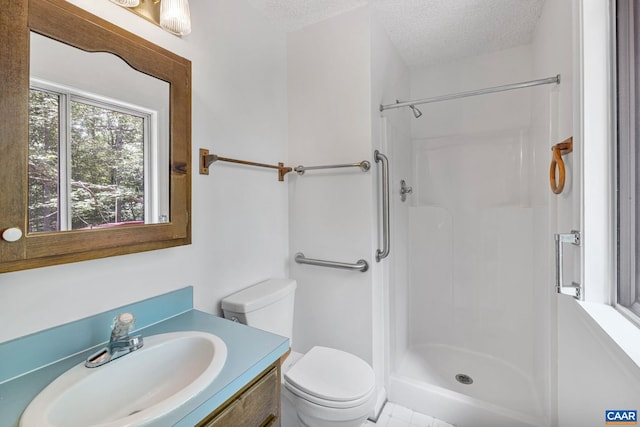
[363,402,456,427]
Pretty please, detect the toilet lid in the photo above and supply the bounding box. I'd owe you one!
[284,346,375,403]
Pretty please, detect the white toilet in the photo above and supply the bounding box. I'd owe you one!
[221,279,376,427]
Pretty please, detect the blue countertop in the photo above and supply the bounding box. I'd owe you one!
[0,291,289,427]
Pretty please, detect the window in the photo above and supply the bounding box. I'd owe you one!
[28,80,154,233]
[617,0,640,318]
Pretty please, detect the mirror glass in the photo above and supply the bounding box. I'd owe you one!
[28,32,170,232]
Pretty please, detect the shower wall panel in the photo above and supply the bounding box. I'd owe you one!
[413,130,531,208]
[385,117,412,370]
[408,130,535,374]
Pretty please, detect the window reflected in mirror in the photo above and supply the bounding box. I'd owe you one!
[28,31,170,233]
[29,84,151,232]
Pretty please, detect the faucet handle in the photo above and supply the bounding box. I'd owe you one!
[400,179,413,202]
[111,312,135,338]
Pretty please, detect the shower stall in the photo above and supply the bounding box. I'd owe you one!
[380,47,559,427]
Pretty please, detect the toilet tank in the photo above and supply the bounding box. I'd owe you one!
[221,279,297,342]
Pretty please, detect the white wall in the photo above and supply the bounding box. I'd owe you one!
[287,7,375,364]
[0,0,289,343]
[557,297,640,426]
[529,0,575,421]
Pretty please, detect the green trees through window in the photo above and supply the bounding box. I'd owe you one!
[28,89,60,232]
[28,86,147,233]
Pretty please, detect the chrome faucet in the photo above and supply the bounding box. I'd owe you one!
[85,312,144,368]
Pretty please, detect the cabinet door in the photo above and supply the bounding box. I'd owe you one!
[198,364,280,427]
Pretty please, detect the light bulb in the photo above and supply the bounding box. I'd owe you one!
[160,0,192,36]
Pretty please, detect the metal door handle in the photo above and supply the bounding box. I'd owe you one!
[555,230,582,299]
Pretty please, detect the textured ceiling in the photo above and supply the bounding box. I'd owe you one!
[246,0,546,67]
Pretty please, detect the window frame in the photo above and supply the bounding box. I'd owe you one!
[616,0,640,320]
[29,79,160,231]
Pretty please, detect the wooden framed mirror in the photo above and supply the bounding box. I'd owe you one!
[0,0,192,273]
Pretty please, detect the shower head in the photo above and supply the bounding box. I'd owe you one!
[409,104,423,118]
[394,100,423,119]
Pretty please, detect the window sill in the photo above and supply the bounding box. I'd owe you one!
[577,300,640,369]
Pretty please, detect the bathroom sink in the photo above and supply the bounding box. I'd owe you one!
[20,331,227,427]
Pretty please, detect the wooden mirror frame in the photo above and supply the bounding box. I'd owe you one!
[0,0,192,273]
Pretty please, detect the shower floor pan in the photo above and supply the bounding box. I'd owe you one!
[389,344,546,427]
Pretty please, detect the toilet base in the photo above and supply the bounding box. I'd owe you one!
[281,383,375,427]
[281,390,304,427]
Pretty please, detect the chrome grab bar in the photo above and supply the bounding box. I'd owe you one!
[375,150,390,262]
[294,161,371,175]
[294,252,369,272]
[554,230,582,299]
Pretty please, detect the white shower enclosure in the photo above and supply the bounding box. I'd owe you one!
[382,43,561,427]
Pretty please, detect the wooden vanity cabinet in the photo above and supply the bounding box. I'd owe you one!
[197,362,281,427]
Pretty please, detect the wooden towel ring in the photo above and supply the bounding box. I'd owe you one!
[549,137,573,194]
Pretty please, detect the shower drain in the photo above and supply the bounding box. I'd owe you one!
[455,373,474,385]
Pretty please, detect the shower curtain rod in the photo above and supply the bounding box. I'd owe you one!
[379,74,561,112]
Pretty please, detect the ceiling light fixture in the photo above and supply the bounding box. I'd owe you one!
[160,0,191,36]
[110,0,141,7]
[110,0,192,37]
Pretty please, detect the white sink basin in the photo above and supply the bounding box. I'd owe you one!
[20,331,227,427]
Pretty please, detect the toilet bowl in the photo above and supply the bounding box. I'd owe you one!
[281,347,376,427]
[221,279,376,427]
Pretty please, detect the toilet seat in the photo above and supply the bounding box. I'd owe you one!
[284,346,375,409]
